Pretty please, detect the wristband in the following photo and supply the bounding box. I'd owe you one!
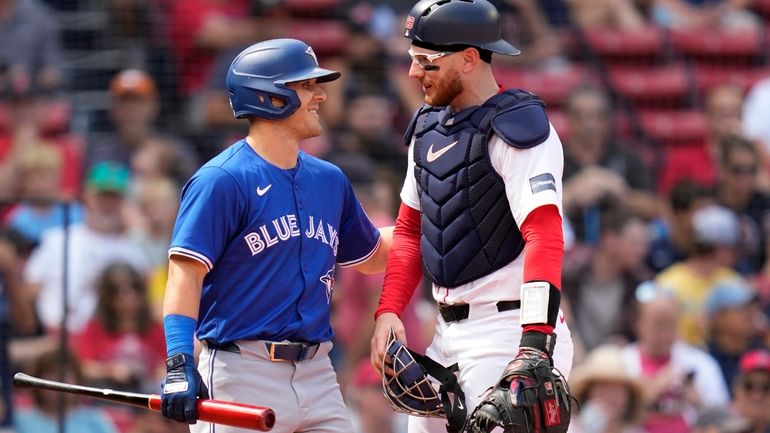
[519,281,561,327]
[520,330,557,356]
[164,314,196,357]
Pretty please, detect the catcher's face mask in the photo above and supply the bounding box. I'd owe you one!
[382,330,467,433]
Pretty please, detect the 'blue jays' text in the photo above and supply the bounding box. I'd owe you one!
[243,215,339,256]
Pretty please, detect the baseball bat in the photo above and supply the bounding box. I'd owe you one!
[13,373,275,431]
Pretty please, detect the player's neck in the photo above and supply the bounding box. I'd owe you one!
[450,69,500,112]
[246,132,299,169]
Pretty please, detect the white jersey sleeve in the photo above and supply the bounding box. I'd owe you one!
[400,136,420,211]
[489,124,564,227]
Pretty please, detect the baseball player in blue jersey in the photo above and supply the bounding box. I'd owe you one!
[159,38,393,433]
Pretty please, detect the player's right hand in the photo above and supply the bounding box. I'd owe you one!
[161,353,209,424]
[370,312,406,378]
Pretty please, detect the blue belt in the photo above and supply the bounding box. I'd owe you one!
[205,340,320,362]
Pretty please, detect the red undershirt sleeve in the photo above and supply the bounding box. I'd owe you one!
[520,204,564,334]
[375,203,423,319]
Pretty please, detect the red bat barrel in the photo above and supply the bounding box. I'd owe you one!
[148,396,276,431]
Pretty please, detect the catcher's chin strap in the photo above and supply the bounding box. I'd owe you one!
[406,348,468,433]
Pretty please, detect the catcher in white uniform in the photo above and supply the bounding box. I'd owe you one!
[370,1,574,432]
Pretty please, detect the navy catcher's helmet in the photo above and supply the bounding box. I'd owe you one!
[383,330,468,433]
[403,0,520,56]
[226,38,341,120]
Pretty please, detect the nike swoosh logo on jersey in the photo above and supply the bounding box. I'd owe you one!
[426,141,458,162]
[256,185,272,196]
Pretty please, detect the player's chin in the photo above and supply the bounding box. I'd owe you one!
[304,123,323,138]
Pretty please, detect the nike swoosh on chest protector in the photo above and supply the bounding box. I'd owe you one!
[426,141,459,162]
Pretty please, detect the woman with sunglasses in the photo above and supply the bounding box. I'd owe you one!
[370,1,574,433]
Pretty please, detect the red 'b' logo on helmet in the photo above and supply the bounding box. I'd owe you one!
[404,15,415,30]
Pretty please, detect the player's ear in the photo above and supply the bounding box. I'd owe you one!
[461,48,480,72]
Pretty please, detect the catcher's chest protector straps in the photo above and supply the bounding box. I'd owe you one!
[408,349,468,433]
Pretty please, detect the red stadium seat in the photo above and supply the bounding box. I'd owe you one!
[287,20,348,55]
[671,28,763,65]
[493,64,594,109]
[583,25,666,65]
[608,63,692,109]
[548,109,569,141]
[638,110,707,146]
[694,65,770,94]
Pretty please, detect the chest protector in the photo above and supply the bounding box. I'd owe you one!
[407,89,551,287]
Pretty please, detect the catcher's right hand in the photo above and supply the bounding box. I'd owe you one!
[466,335,571,433]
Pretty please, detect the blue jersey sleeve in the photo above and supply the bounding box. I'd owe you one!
[336,179,380,267]
[169,167,245,271]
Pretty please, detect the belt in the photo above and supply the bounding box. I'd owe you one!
[205,340,320,362]
[438,300,521,323]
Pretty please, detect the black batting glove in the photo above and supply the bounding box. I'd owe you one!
[161,353,209,424]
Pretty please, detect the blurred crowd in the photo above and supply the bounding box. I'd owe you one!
[1,0,770,432]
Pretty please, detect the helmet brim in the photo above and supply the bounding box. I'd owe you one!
[280,67,341,85]
[484,39,521,56]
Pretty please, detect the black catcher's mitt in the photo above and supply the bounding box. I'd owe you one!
[466,342,571,433]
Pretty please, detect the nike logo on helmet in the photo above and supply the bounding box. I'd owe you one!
[426,141,458,163]
[257,185,272,196]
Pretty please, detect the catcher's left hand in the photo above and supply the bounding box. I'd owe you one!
[466,334,571,433]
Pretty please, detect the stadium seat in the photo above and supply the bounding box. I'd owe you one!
[493,64,594,109]
[638,110,707,146]
[607,63,693,109]
[671,27,763,66]
[694,65,770,94]
[548,109,569,141]
[287,20,348,55]
[583,25,667,65]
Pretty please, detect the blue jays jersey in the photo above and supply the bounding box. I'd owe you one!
[169,139,380,344]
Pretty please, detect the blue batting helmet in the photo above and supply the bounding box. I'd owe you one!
[226,38,341,120]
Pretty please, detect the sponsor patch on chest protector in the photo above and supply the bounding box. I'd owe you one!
[529,173,556,194]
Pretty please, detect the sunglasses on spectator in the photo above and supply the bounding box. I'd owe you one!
[741,380,770,394]
[727,164,758,176]
[408,48,454,71]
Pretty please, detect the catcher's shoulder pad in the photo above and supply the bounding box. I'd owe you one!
[403,104,440,147]
[492,90,550,149]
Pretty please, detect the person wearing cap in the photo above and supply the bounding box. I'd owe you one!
[704,279,766,391]
[569,344,645,433]
[656,204,744,347]
[369,1,573,432]
[87,69,199,188]
[22,161,150,334]
[731,350,770,433]
[160,39,393,431]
